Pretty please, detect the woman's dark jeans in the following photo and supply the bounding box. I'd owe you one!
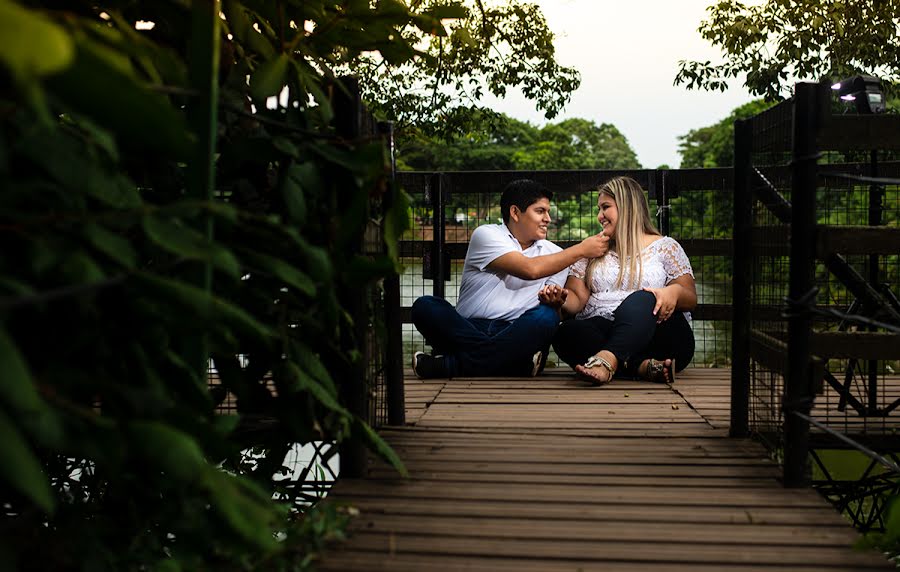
[552,290,695,376]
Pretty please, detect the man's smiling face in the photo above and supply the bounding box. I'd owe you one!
[510,197,552,248]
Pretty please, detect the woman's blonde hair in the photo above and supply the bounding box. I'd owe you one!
[585,176,660,291]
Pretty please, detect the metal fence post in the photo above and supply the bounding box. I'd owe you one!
[431,173,446,299]
[655,169,670,236]
[378,121,405,426]
[731,119,752,438]
[784,82,819,487]
[867,149,882,415]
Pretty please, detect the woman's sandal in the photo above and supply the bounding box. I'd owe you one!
[646,358,676,384]
[577,353,616,386]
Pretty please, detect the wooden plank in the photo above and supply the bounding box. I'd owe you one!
[320,368,892,570]
[334,497,853,527]
[817,225,900,256]
[819,114,900,151]
[810,331,900,360]
[332,533,888,568]
[321,552,877,572]
[347,514,858,546]
[332,480,840,508]
[365,470,779,488]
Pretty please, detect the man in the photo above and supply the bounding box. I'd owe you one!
[411,179,609,378]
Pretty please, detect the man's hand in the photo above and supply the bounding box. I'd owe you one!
[539,284,569,310]
[579,233,609,259]
[643,285,680,323]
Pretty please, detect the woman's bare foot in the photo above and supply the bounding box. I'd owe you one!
[575,350,618,385]
[640,358,675,384]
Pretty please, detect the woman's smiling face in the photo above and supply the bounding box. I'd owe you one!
[597,192,618,238]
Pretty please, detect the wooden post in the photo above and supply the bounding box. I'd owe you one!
[333,77,368,477]
[867,149,882,415]
[378,121,405,426]
[430,173,447,299]
[784,83,818,488]
[730,119,752,438]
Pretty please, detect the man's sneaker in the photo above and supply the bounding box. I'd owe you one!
[413,351,445,379]
[530,351,544,377]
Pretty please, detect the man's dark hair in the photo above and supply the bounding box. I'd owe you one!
[500,179,552,224]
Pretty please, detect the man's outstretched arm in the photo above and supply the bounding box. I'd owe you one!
[488,234,609,281]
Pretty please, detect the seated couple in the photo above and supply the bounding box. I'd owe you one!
[411,177,696,384]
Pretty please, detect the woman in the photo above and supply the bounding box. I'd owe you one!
[540,176,696,385]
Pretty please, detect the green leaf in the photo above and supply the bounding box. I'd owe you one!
[425,4,468,19]
[291,341,338,398]
[223,0,251,43]
[345,255,395,282]
[310,143,371,173]
[242,251,315,296]
[272,136,300,157]
[138,273,274,341]
[83,224,137,268]
[127,421,206,482]
[206,471,279,550]
[301,242,333,283]
[46,36,192,158]
[353,417,407,478]
[281,166,308,224]
[453,26,477,48]
[289,363,348,415]
[212,414,240,435]
[0,0,74,81]
[0,326,62,454]
[0,326,45,414]
[0,409,55,513]
[0,277,34,297]
[17,126,142,209]
[143,216,241,278]
[250,53,289,100]
[384,186,413,267]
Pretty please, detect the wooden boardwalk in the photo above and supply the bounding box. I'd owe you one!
[319,368,893,571]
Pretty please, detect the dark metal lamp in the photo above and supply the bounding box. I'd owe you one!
[831,75,886,114]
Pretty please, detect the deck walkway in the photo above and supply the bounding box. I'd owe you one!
[320,368,893,571]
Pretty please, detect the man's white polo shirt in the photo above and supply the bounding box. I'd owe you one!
[455,223,568,322]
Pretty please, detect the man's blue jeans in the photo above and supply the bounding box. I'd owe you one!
[411,295,560,377]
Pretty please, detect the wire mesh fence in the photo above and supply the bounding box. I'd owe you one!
[736,83,900,503]
[397,169,736,370]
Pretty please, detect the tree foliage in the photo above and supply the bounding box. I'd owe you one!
[677,99,774,168]
[351,0,581,138]
[398,113,641,171]
[0,0,487,569]
[674,0,900,100]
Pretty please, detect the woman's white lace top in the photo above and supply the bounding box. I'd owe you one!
[570,236,693,321]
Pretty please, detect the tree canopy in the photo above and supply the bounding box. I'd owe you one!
[398,113,641,171]
[351,0,581,138]
[677,99,773,168]
[674,0,900,100]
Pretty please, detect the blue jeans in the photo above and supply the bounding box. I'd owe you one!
[411,295,560,377]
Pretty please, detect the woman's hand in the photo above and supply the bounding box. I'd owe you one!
[643,285,681,323]
[539,284,568,310]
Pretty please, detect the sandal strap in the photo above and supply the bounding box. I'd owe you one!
[584,354,615,376]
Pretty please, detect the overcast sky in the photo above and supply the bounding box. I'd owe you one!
[482,0,760,168]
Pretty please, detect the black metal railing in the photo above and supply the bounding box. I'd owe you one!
[396,168,737,369]
[732,81,900,512]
